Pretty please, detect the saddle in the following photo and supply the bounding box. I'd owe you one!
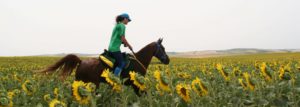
[99,49,131,69]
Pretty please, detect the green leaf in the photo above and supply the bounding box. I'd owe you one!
[243,99,254,106]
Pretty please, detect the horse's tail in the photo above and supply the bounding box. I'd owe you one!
[39,54,81,77]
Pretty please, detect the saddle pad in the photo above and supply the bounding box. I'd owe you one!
[99,55,114,68]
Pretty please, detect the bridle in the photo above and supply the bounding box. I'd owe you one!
[154,42,167,62]
[129,42,168,72]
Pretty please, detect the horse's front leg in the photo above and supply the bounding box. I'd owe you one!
[132,84,142,96]
[124,79,146,96]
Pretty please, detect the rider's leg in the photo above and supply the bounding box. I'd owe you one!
[111,51,125,76]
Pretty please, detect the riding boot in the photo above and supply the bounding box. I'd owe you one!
[114,67,123,77]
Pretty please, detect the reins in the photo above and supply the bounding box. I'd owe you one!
[129,42,162,72]
[129,48,147,71]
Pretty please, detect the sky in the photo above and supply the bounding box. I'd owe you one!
[0,0,299,56]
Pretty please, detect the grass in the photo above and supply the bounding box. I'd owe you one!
[0,53,300,107]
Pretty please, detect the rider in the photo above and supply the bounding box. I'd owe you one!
[108,13,133,76]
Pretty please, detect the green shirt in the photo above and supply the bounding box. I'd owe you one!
[108,23,126,52]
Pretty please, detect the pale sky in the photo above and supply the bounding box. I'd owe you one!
[0,0,299,56]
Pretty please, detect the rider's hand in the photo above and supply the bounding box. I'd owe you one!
[128,45,133,51]
[123,43,132,50]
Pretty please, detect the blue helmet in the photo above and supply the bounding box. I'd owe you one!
[120,13,131,22]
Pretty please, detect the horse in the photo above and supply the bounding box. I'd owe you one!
[40,38,170,95]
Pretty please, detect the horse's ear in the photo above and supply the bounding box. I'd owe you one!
[158,38,163,44]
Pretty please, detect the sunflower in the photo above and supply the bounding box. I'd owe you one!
[43,94,52,102]
[233,67,241,77]
[0,90,13,107]
[238,78,247,90]
[86,83,96,93]
[11,89,20,97]
[260,62,272,81]
[53,88,59,98]
[129,71,146,91]
[155,84,164,96]
[176,83,191,103]
[13,73,21,82]
[177,72,191,79]
[243,72,255,91]
[7,91,16,106]
[154,70,171,93]
[216,64,230,81]
[284,63,291,72]
[72,80,91,105]
[191,77,208,96]
[7,90,17,101]
[201,65,207,75]
[22,80,34,95]
[165,67,171,77]
[279,66,291,80]
[100,69,122,92]
[0,96,11,107]
[43,88,61,103]
[49,99,66,107]
[279,66,285,80]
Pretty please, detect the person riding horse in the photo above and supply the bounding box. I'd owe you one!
[40,13,170,95]
[108,13,133,77]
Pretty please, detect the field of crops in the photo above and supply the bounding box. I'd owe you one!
[1,53,300,107]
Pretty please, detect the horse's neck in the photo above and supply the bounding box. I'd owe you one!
[135,43,156,70]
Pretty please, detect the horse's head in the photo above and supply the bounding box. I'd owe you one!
[154,38,170,64]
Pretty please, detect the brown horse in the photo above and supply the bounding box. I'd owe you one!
[41,38,169,95]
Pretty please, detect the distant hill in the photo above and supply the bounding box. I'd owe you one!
[167,48,300,58]
[35,48,300,58]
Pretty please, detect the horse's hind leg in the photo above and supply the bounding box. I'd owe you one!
[123,79,146,96]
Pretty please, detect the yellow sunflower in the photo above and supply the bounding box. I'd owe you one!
[238,78,247,90]
[279,66,285,80]
[53,88,59,98]
[260,62,272,81]
[0,90,13,107]
[177,72,191,79]
[165,68,171,77]
[7,92,14,107]
[216,64,230,81]
[0,97,12,107]
[243,72,255,91]
[154,70,171,93]
[233,67,241,76]
[100,69,122,92]
[7,92,14,100]
[49,99,66,107]
[201,65,207,75]
[176,83,191,103]
[43,94,52,102]
[86,83,96,92]
[284,63,291,72]
[191,77,208,96]
[13,73,21,82]
[72,81,91,105]
[155,84,164,96]
[22,80,34,95]
[129,71,146,91]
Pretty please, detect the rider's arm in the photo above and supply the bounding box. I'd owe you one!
[121,36,132,50]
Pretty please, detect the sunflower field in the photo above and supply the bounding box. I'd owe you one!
[1,53,300,107]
